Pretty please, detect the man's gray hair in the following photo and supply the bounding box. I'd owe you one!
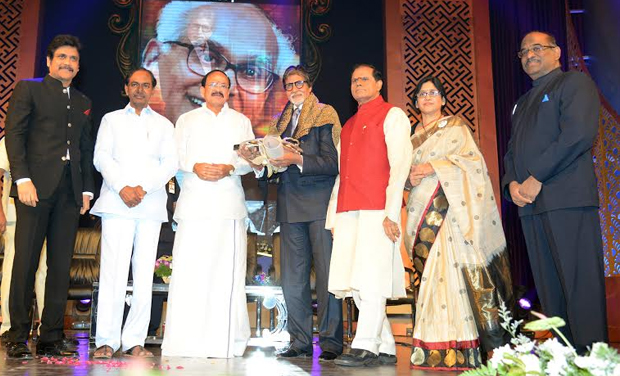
[151,1,297,77]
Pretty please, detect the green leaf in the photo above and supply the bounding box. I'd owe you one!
[461,364,497,376]
[523,317,566,331]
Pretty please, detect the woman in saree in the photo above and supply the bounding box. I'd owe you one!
[405,76,513,371]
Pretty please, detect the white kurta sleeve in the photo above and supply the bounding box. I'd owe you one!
[93,115,126,194]
[0,138,10,173]
[175,114,196,173]
[231,116,254,176]
[141,120,179,194]
[383,107,413,222]
[325,140,341,230]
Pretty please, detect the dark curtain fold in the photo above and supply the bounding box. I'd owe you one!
[488,0,567,290]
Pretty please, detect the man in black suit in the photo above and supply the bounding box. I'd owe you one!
[502,31,607,352]
[241,65,343,360]
[4,34,94,359]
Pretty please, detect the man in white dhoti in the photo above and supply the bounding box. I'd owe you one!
[90,68,178,359]
[327,64,412,367]
[161,69,253,358]
[0,138,47,342]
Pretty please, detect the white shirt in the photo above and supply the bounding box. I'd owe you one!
[90,104,178,221]
[174,103,254,221]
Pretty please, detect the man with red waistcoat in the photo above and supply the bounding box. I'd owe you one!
[326,64,412,367]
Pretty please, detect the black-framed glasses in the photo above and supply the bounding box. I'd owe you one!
[517,44,557,59]
[284,80,306,91]
[163,41,276,94]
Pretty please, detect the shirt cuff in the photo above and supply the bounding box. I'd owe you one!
[15,178,32,185]
[82,192,94,199]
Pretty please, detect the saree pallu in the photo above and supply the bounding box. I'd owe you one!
[404,116,513,371]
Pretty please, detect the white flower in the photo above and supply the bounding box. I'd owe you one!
[521,354,542,374]
[574,355,609,376]
[489,344,516,369]
[613,363,620,376]
[514,340,535,355]
[538,338,574,359]
[546,357,570,376]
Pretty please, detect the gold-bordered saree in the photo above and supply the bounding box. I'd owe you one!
[404,116,513,371]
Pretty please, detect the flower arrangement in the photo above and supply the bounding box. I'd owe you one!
[154,255,172,283]
[253,272,272,286]
[462,303,620,376]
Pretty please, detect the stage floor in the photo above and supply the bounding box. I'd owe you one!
[0,333,450,376]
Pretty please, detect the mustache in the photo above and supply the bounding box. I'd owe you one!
[59,65,74,72]
[211,92,224,97]
[525,58,540,65]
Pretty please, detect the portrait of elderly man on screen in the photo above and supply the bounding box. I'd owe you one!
[142,1,298,135]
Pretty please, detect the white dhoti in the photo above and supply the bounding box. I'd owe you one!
[95,215,162,352]
[0,225,47,334]
[161,218,250,358]
[328,210,405,355]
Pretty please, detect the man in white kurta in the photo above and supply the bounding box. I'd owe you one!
[327,64,412,367]
[0,138,47,338]
[90,68,178,358]
[161,70,253,358]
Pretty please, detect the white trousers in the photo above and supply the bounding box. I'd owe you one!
[1,222,47,334]
[95,215,161,352]
[351,290,395,355]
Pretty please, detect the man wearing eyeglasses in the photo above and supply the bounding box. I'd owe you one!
[240,65,343,360]
[90,68,178,359]
[143,1,297,134]
[161,70,254,358]
[502,31,607,352]
[326,64,412,367]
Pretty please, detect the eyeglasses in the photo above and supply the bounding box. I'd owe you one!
[351,76,371,85]
[416,90,441,98]
[207,82,230,89]
[517,44,556,59]
[284,80,306,91]
[163,41,276,94]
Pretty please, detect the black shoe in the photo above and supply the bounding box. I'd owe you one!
[319,350,339,361]
[36,340,78,358]
[276,347,312,358]
[0,332,9,344]
[334,348,379,367]
[6,342,33,360]
[378,352,397,365]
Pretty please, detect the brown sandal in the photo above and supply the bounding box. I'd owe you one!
[93,345,114,359]
[123,345,154,358]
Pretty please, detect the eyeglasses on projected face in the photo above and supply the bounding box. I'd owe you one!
[163,41,276,94]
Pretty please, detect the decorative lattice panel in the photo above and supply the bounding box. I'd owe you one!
[0,0,23,137]
[566,7,620,276]
[401,0,476,135]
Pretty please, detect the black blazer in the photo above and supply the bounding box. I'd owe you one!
[4,75,95,206]
[501,69,600,216]
[272,122,338,224]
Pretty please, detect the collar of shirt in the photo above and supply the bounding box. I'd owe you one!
[202,102,230,116]
[533,67,562,87]
[294,103,303,112]
[124,103,153,116]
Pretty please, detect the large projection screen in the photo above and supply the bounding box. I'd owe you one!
[139,0,301,137]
